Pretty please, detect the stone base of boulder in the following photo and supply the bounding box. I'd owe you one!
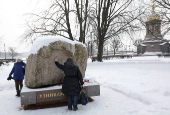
[20,82,100,107]
[21,97,94,110]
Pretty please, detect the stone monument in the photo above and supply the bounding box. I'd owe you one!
[137,0,170,55]
[25,37,88,88]
[21,37,100,107]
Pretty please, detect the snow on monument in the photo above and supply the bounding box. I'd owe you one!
[25,36,88,88]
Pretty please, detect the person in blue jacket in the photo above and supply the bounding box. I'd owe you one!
[7,57,26,97]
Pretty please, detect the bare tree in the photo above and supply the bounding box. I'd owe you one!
[155,0,170,37]
[0,36,4,56]
[0,36,3,49]
[21,0,91,44]
[89,0,145,62]
[74,0,90,43]
[109,37,123,55]
[155,0,170,10]
[8,47,18,59]
[21,0,147,61]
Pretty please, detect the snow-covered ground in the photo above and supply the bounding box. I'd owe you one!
[0,56,170,115]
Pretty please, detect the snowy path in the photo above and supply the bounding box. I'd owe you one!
[0,56,170,115]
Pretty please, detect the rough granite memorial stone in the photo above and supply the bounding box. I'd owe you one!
[25,37,88,88]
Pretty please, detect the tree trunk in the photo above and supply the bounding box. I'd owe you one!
[97,38,104,62]
[114,49,116,55]
[91,42,93,57]
[88,42,90,57]
[79,23,83,42]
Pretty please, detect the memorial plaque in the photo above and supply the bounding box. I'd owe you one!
[36,89,67,103]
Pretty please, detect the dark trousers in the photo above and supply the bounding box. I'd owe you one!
[67,95,78,109]
[15,80,23,91]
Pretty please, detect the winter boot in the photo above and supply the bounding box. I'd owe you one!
[16,90,20,97]
[73,108,78,111]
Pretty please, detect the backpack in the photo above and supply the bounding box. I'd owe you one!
[80,88,88,105]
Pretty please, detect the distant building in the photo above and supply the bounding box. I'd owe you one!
[137,1,170,55]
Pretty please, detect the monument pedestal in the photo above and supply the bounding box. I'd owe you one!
[20,82,100,107]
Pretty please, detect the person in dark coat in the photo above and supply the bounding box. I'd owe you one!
[7,57,26,97]
[54,57,84,111]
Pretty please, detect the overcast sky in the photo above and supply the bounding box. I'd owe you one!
[0,0,145,53]
[0,0,169,53]
[0,0,49,53]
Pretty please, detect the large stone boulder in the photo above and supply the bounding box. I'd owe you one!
[25,37,88,88]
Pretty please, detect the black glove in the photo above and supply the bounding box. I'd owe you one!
[7,76,13,81]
